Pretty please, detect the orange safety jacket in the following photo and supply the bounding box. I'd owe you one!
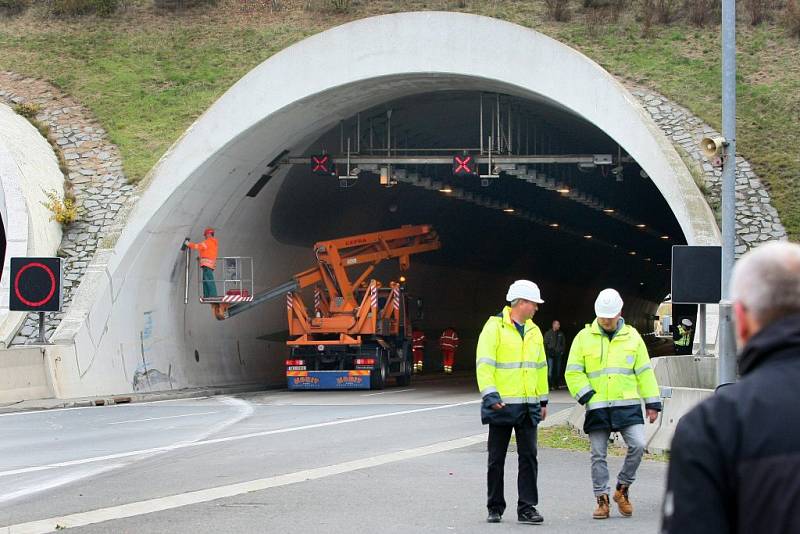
[412,330,426,351]
[440,328,459,350]
[188,237,218,270]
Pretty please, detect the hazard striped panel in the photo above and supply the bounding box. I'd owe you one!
[221,294,254,303]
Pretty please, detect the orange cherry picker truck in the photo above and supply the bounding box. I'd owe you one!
[203,225,440,390]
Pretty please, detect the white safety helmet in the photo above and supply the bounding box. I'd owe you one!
[681,318,693,327]
[506,280,544,304]
[595,288,624,318]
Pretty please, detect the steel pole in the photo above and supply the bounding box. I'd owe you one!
[184,246,190,305]
[718,0,738,386]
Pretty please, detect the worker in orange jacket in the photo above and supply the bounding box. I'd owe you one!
[183,228,218,298]
[440,327,459,374]
[412,329,426,373]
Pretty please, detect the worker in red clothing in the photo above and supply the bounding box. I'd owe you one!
[183,228,218,298]
[412,329,426,373]
[440,327,459,374]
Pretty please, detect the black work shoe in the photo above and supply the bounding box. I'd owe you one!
[518,507,544,524]
[487,510,502,523]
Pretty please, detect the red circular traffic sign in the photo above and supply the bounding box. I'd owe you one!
[13,262,56,308]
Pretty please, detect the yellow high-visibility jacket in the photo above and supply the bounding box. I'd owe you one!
[476,307,548,425]
[676,325,692,347]
[565,318,661,432]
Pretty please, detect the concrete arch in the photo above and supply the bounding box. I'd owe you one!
[51,12,720,397]
[0,103,63,347]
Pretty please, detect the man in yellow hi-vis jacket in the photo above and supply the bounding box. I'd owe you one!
[476,280,549,525]
[566,288,662,520]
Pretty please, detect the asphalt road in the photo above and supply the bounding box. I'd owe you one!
[0,375,666,533]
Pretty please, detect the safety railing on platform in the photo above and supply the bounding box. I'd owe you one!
[195,257,254,304]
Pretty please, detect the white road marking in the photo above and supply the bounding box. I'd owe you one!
[108,411,219,425]
[362,388,416,396]
[0,400,478,479]
[0,398,253,505]
[1,433,487,534]
[0,464,124,505]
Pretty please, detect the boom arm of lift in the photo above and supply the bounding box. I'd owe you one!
[211,225,440,320]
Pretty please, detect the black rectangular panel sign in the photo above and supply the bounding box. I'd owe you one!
[671,246,722,304]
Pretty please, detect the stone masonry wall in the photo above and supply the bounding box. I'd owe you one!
[630,86,787,252]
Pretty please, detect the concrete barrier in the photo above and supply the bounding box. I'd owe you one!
[645,386,713,452]
[652,354,717,390]
[0,345,54,403]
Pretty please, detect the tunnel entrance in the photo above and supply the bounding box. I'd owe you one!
[265,90,686,369]
[56,12,718,397]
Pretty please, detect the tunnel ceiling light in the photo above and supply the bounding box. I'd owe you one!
[629,251,637,255]
[556,188,570,194]
[391,164,657,261]
[636,224,647,228]
[660,235,670,240]
[645,257,652,262]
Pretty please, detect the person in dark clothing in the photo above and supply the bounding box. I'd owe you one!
[544,320,567,388]
[662,241,800,534]
[476,280,549,525]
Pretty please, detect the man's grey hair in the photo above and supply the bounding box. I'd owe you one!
[510,299,521,307]
[731,241,800,325]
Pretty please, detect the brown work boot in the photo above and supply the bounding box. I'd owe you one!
[613,484,633,517]
[593,494,610,519]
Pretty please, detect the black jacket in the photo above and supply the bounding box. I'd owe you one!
[582,402,653,434]
[544,329,566,357]
[481,391,544,426]
[661,314,800,534]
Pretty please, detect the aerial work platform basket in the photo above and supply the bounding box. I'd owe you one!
[196,256,254,304]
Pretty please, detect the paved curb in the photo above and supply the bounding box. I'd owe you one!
[0,383,280,415]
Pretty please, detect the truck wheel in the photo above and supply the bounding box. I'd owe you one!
[372,353,388,390]
[396,342,412,387]
[395,361,412,386]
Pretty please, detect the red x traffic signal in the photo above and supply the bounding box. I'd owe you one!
[453,154,478,176]
[311,154,336,176]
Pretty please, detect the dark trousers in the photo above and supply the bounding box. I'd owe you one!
[201,266,217,298]
[487,415,539,515]
[547,354,562,388]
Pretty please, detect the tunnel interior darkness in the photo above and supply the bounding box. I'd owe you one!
[266,90,688,362]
